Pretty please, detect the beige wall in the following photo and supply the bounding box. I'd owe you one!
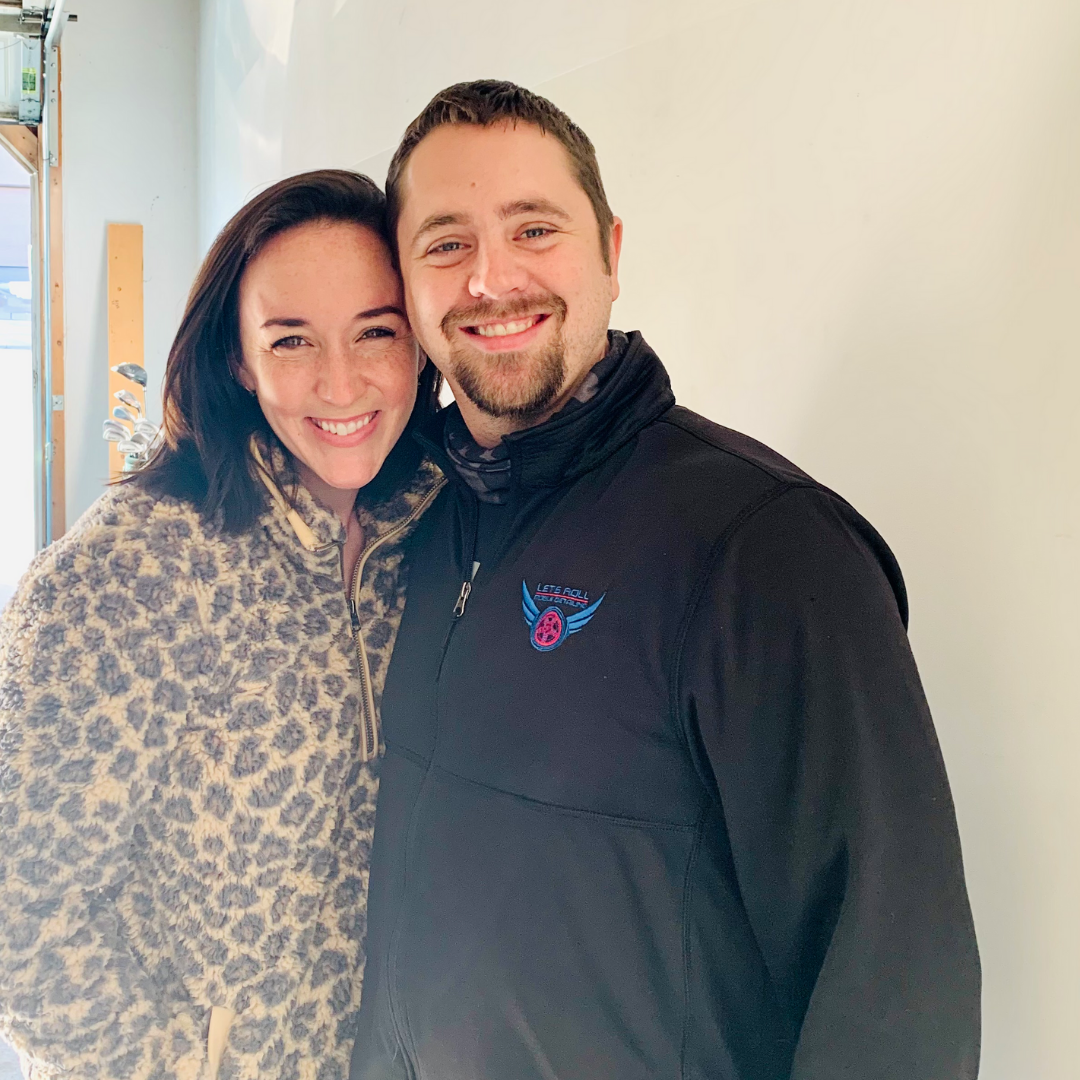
[199,1,1080,1075]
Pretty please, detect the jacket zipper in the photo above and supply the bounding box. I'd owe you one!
[452,560,480,618]
[347,478,447,762]
[436,494,481,684]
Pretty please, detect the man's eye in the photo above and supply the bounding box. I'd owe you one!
[520,227,554,240]
[360,326,394,340]
[428,240,464,255]
[272,335,308,349]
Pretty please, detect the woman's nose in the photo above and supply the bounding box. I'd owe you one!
[316,345,365,405]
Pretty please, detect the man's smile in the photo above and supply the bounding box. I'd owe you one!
[456,312,553,353]
[464,313,549,338]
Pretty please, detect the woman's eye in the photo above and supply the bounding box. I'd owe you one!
[360,326,394,340]
[271,335,308,349]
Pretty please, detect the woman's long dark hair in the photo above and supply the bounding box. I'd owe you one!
[131,169,441,533]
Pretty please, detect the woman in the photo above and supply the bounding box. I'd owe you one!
[0,171,443,1080]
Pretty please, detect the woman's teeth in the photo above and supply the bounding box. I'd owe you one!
[472,316,541,338]
[316,414,374,436]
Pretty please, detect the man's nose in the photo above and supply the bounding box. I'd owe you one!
[468,240,529,300]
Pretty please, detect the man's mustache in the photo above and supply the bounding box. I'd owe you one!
[440,294,568,337]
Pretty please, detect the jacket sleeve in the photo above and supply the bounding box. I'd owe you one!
[678,484,980,1079]
[0,563,211,1080]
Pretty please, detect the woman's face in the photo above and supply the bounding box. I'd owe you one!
[238,220,420,493]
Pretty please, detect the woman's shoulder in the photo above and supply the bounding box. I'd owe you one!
[74,481,210,541]
[4,485,216,628]
[60,483,214,567]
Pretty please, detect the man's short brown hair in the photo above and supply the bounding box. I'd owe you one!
[386,79,615,272]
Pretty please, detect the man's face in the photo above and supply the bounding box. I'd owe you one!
[396,122,622,435]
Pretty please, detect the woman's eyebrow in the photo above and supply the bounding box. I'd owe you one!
[260,306,404,329]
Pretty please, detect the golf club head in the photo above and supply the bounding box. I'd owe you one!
[103,428,127,443]
[114,389,143,413]
[112,406,137,423]
[127,430,151,449]
[116,440,143,455]
[111,363,148,388]
[134,419,158,436]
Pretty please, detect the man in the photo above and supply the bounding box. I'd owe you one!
[351,81,980,1080]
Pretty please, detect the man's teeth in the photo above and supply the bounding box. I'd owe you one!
[317,414,374,436]
[473,316,539,338]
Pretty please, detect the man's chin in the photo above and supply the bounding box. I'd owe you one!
[468,392,560,423]
[448,344,566,423]
[453,369,565,422]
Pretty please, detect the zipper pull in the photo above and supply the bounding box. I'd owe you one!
[452,561,481,619]
[348,597,361,631]
[453,581,472,618]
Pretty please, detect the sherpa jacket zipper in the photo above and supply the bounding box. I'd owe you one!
[348,477,447,761]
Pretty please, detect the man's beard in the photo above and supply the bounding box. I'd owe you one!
[441,295,569,422]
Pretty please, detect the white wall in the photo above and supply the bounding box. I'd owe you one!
[199,2,1079,1076]
[62,0,199,525]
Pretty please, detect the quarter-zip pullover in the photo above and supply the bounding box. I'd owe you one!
[0,445,444,1080]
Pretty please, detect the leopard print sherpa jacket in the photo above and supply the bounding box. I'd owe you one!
[0,450,445,1080]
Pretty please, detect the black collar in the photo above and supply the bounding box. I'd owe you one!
[416,331,675,494]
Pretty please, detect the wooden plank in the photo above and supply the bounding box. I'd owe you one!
[0,125,38,173]
[48,58,65,536]
[106,224,145,481]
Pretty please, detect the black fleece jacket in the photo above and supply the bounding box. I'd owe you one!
[350,332,980,1080]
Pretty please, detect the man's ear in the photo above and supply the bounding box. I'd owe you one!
[608,217,624,302]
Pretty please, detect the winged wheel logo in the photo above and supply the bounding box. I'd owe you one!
[521,580,605,652]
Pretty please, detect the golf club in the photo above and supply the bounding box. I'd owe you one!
[111,363,148,388]
[112,406,137,423]
[114,390,143,414]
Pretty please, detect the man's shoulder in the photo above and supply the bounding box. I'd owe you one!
[629,405,825,527]
[641,405,907,620]
[651,405,815,490]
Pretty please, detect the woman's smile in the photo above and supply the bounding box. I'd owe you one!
[307,410,380,443]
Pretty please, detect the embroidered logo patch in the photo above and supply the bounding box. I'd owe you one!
[521,580,605,652]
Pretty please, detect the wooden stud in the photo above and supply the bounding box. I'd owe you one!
[106,224,145,481]
[48,55,66,536]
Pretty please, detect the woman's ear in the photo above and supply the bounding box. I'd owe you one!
[236,363,257,395]
[417,347,428,377]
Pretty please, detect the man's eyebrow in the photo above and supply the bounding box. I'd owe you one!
[498,198,570,220]
[411,199,570,245]
[413,212,467,243]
